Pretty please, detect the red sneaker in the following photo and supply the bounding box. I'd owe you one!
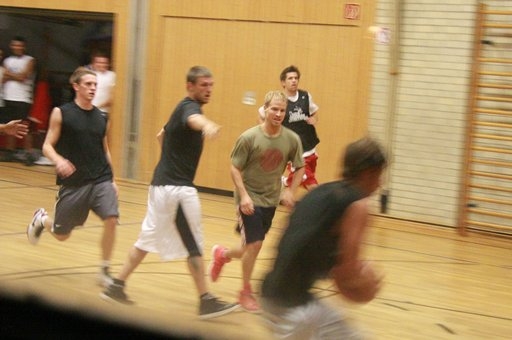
[208,245,231,282]
[239,290,260,313]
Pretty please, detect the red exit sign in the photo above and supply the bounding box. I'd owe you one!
[344,3,361,20]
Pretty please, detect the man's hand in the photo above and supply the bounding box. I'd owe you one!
[55,159,76,179]
[2,120,28,139]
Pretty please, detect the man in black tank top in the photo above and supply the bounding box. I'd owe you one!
[280,65,320,191]
[261,137,387,339]
[27,66,119,289]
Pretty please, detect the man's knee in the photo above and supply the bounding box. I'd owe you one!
[246,240,263,252]
[103,216,118,229]
[54,233,71,241]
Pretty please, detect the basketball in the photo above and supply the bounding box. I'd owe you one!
[333,261,383,304]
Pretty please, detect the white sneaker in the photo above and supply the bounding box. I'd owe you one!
[27,208,47,245]
[97,267,114,288]
[34,156,54,166]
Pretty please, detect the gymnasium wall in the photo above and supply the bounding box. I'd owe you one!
[138,0,377,191]
[0,0,377,199]
[368,1,501,227]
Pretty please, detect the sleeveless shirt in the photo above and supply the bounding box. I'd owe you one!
[283,89,320,152]
[55,102,113,186]
[261,180,363,307]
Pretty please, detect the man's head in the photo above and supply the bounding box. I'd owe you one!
[280,65,301,94]
[262,90,287,127]
[9,36,26,56]
[186,66,214,105]
[342,137,387,194]
[90,51,111,73]
[70,67,97,101]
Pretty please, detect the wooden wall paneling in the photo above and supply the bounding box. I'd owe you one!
[156,0,365,26]
[140,0,376,190]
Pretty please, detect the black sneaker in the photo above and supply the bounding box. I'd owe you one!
[0,151,15,162]
[100,282,134,305]
[199,294,239,320]
[23,151,37,166]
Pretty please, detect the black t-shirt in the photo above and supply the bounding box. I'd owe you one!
[55,101,112,186]
[261,180,363,307]
[151,97,204,187]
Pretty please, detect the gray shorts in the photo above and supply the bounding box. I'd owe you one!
[53,181,119,235]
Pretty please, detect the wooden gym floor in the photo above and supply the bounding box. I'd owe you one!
[0,162,510,339]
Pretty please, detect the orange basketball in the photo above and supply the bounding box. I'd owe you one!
[333,261,382,304]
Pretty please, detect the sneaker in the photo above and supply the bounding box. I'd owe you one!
[23,152,38,166]
[199,294,239,320]
[239,290,260,313]
[100,282,134,305]
[27,208,47,245]
[208,245,231,282]
[34,156,54,166]
[97,267,114,288]
[0,151,15,162]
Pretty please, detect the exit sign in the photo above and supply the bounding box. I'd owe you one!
[344,3,361,20]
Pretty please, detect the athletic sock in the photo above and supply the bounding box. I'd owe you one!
[242,283,252,294]
[113,278,125,286]
[200,292,215,300]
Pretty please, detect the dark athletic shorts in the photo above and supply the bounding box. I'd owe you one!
[53,181,119,235]
[237,206,276,244]
[1,100,31,123]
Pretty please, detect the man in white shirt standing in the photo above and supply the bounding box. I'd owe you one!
[1,36,36,164]
[88,51,115,113]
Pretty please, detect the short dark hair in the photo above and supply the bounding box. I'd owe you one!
[11,36,26,43]
[342,137,387,179]
[280,65,301,82]
[91,50,110,60]
[186,66,212,84]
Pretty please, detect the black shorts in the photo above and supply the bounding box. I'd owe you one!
[2,100,31,123]
[238,206,276,244]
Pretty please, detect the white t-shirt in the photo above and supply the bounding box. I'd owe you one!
[3,54,35,103]
[92,70,115,112]
[0,67,4,107]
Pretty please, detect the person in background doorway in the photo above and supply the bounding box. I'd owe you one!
[1,36,37,165]
[87,51,115,113]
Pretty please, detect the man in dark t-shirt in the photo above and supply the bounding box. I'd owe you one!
[261,137,387,339]
[101,66,239,320]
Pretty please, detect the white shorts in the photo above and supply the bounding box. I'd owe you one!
[261,298,364,340]
[135,185,203,261]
